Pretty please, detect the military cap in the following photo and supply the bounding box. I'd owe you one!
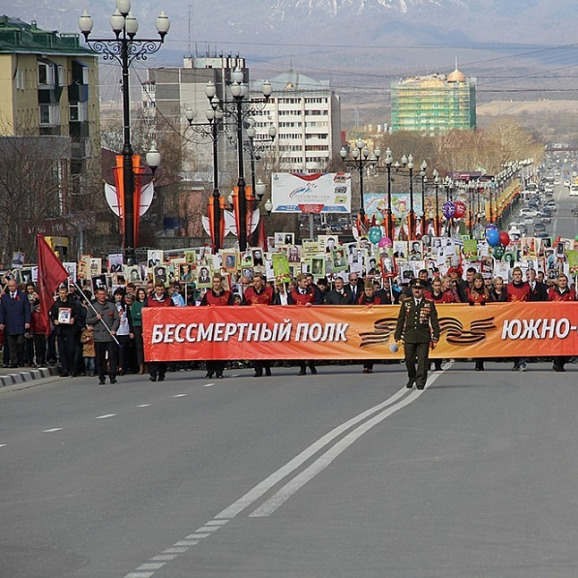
[410,278,425,289]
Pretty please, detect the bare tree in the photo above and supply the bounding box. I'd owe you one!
[0,134,73,265]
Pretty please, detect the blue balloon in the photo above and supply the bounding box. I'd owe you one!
[485,223,498,233]
[368,226,382,244]
[486,228,500,247]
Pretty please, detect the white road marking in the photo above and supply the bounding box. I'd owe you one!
[137,404,151,408]
[43,428,63,433]
[95,414,116,420]
[123,367,449,578]
[231,374,241,378]
[173,394,187,398]
[174,540,199,546]
[150,555,177,561]
[204,383,215,387]
[0,444,6,448]
[136,563,165,571]
[124,573,154,578]
[250,389,425,518]
[214,384,412,520]
[249,368,447,518]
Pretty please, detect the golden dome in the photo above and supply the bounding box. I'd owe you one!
[447,67,466,83]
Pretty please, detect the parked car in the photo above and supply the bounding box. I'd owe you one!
[535,231,550,239]
[534,223,546,232]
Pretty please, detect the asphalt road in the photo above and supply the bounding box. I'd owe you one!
[2,360,578,578]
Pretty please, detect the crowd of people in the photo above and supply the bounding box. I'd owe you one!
[0,234,575,384]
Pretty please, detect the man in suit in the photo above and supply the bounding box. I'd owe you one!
[527,268,548,302]
[0,278,32,367]
[346,273,365,304]
[394,278,440,390]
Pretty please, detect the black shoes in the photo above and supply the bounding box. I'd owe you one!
[416,384,425,390]
[406,381,414,388]
[298,369,306,376]
[149,375,157,382]
[216,373,224,379]
[158,375,165,382]
[265,368,272,377]
[98,379,106,385]
[553,365,565,372]
[110,378,117,384]
[254,371,263,378]
[206,372,214,379]
[310,366,318,375]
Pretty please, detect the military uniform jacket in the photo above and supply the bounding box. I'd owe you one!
[394,296,440,344]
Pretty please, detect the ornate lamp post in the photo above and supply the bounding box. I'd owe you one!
[79,0,169,264]
[385,148,393,239]
[420,160,427,236]
[228,68,272,251]
[185,89,224,250]
[432,169,440,236]
[340,140,380,224]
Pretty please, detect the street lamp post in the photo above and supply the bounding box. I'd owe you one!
[185,89,224,250]
[420,160,427,236]
[432,169,440,237]
[246,119,276,241]
[79,1,169,264]
[228,68,272,251]
[340,140,380,225]
[385,148,393,240]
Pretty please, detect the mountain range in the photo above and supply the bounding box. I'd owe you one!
[3,0,578,122]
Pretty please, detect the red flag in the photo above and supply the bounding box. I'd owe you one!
[37,234,69,335]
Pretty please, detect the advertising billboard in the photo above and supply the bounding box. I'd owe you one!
[271,172,351,213]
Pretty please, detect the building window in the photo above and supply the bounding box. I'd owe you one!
[38,62,55,86]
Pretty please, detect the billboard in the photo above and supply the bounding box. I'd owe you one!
[363,192,424,219]
[271,172,351,213]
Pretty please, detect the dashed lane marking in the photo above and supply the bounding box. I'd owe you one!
[95,414,116,420]
[43,428,63,433]
[173,394,187,398]
[137,404,151,408]
[203,383,215,387]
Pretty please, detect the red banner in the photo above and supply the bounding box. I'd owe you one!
[36,234,69,335]
[143,303,578,362]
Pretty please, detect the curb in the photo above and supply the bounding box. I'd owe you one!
[0,366,60,388]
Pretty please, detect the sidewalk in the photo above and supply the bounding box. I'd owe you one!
[0,365,60,388]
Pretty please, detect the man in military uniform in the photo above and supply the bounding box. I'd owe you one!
[394,278,440,390]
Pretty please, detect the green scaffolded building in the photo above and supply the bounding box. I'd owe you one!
[391,67,476,135]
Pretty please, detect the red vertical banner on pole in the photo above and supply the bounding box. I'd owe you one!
[231,188,241,245]
[113,155,125,236]
[207,199,216,249]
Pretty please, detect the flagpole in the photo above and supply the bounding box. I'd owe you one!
[72,280,120,346]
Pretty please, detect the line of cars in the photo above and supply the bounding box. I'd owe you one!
[508,194,556,240]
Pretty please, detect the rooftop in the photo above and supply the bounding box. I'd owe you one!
[0,15,94,56]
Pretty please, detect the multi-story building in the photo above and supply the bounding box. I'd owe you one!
[0,16,99,198]
[143,54,248,182]
[251,70,342,173]
[391,67,476,135]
